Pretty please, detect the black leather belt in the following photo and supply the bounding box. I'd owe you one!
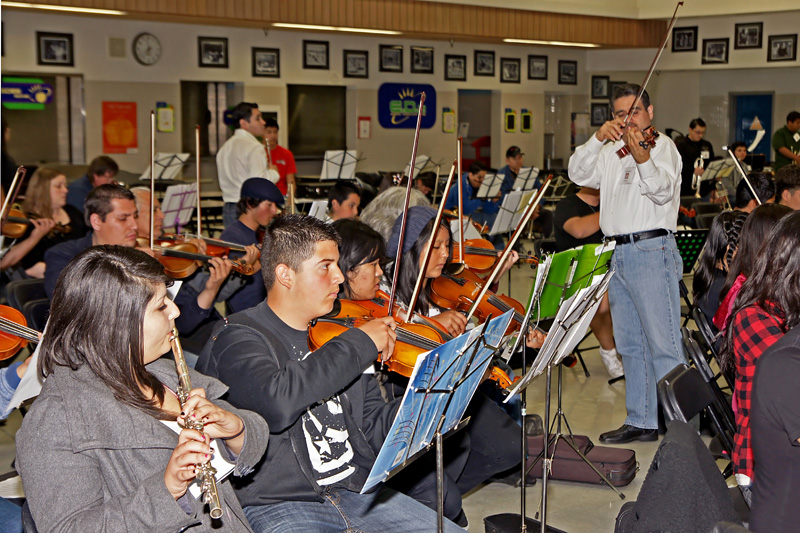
[607,228,669,245]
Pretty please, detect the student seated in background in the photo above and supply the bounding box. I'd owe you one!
[691,210,747,329]
[496,146,552,237]
[552,186,622,379]
[715,141,750,203]
[732,172,775,214]
[196,214,465,532]
[326,180,361,222]
[444,161,500,235]
[0,167,86,278]
[66,155,118,212]
[17,245,269,532]
[774,165,800,210]
[719,211,800,506]
[218,177,278,313]
[770,110,800,172]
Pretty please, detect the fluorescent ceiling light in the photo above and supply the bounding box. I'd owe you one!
[1,1,126,15]
[504,38,600,48]
[272,23,401,35]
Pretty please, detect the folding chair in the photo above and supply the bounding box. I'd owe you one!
[22,298,50,333]
[692,307,734,390]
[5,278,46,313]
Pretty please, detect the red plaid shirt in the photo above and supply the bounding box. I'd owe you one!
[730,304,785,482]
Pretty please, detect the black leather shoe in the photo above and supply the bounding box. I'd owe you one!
[599,424,658,444]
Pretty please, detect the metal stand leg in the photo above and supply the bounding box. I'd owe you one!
[436,431,444,533]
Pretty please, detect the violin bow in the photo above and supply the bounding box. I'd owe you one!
[0,166,26,229]
[464,175,552,322]
[621,1,684,128]
[407,161,457,318]
[727,147,761,206]
[196,124,202,236]
[457,137,464,264]
[149,110,156,251]
[386,91,426,317]
[0,315,42,343]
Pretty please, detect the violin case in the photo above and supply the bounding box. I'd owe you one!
[525,434,637,487]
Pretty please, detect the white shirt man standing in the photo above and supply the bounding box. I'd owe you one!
[568,83,685,444]
[216,102,279,227]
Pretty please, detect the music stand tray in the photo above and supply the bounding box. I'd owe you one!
[489,191,523,236]
[475,173,503,200]
[675,229,708,274]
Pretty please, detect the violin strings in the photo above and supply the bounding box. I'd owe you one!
[0,317,40,342]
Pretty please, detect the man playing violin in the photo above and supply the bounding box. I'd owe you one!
[568,83,684,444]
[196,214,465,532]
[44,184,144,298]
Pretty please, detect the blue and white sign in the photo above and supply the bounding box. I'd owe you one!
[377,83,436,129]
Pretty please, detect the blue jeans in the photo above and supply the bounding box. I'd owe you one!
[0,498,22,533]
[607,234,686,429]
[244,486,464,532]
[223,202,238,229]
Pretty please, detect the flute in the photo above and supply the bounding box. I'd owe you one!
[170,327,224,519]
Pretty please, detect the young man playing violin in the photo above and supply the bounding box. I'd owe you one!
[568,83,684,444]
[196,214,465,532]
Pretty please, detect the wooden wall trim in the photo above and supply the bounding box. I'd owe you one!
[13,0,666,48]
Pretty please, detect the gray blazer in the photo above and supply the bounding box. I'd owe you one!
[16,358,269,532]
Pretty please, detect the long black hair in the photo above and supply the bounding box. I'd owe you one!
[387,217,451,315]
[719,211,800,374]
[719,203,792,302]
[332,218,386,299]
[692,211,747,304]
[40,245,175,420]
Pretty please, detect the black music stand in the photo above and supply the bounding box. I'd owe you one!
[675,229,708,327]
[511,167,541,192]
[320,150,360,180]
[475,172,503,201]
[161,183,198,233]
[362,311,515,532]
[139,152,190,181]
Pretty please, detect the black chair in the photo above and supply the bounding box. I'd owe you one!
[22,299,50,333]
[692,201,724,217]
[5,279,46,313]
[679,279,693,328]
[535,238,559,256]
[695,212,718,230]
[614,420,742,533]
[680,195,698,209]
[692,308,734,390]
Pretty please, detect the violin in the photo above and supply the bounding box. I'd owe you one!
[308,299,444,377]
[141,239,255,279]
[158,233,251,258]
[1,208,72,239]
[309,299,519,391]
[357,289,452,341]
[430,270,526,335]
[0,306,40,361]
[615,125,659,159]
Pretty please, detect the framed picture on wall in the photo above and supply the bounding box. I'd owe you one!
[528,55,547,80]
[36,32,74,67]
[500,58,521,83]
[198,36,228,68]
[702,38,729,64]
[380,45,403,72]
[671,26,698,52]
[410,46,434,74]
[735,22,763,49]
[444,55,466,81]
[252,47,280,77]
[474,50,495,76]
[609,80,627,100]
[591,103,610,126]
[591,75,610,99]
[767,34,797,62]
[558,60,577,85]
[343,50,368,78]
[303,40,329,69]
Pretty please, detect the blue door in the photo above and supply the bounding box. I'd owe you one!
[734,94,772,156]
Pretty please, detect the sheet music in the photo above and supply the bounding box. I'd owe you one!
[320,150,358,180]
[511,191,536,228]
[362,310,514,493]
[308,200,328,221]
[139,152,190,181]
[489,191,522,235]
[512,167,540,191]
[161,183,198,231]
[475,173,502,199]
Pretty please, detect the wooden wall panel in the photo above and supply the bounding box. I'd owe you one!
[14,0,666,48]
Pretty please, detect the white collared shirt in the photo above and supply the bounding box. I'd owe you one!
[216,128,279,203]
[568,134,682,236]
